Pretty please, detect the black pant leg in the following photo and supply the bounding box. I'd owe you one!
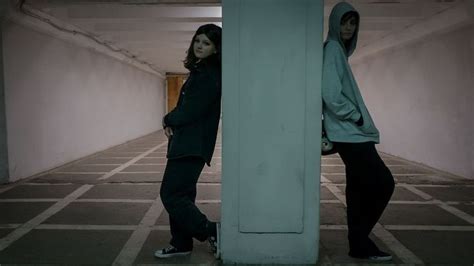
[336,142,372,252]
[335,142,395,253]
[168,216,192,250]
[166,171,201,250]
[160,156,211,250]
[362,144,395,236]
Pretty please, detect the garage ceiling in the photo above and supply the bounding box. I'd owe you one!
[23,0,462,74]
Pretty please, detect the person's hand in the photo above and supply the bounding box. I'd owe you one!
[164,127,173,138]
[162,117,167,129]
[355,116,364,127]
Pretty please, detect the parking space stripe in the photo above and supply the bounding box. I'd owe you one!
[0,185,93,252]
[112,197,165,266]
[99,141,168,180]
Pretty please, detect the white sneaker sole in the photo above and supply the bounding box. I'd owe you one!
[154,250,191,258]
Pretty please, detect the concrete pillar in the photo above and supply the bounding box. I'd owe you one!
[0,1,11,184]
[221,0,323,264]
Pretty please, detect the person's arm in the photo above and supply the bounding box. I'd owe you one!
[163,71,220,128]
[322,42,361,123]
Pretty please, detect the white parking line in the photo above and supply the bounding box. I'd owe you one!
[94,157,143,159]
[75,199,154,203]
[129,163,167,166]
[152,225,170,231]
[99,142,168,180]
[112,197,165,266]
[81,164,122,166]
[112,172,164,174]
[319,225,347,230]
[320,200,341,204]
[0,224,21,229]
[323,177,423,264]
[55,172,107,174]
[322,164,408,167]
[322,173,433,176]
[22,183,83,186]
[320,175,330,183]
[400,185,433,200]
[0,185,93,252]
[36,224,138,230]
[403,185,474,224]
[196,199,221,204]
[384,225,474,231]
[435,201,474,224]
[116,171,217,174]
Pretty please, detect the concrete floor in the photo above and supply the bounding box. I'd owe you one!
[0,130,473,265]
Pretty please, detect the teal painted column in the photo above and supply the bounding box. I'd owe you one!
[221,0,323,264]
[0,1,10,184]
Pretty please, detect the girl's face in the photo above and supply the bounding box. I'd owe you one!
[340,16,357,41]
[193,34,216,59]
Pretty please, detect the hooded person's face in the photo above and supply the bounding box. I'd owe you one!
[340,15,357,42]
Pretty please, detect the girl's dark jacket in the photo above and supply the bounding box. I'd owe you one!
[163,60,221,166]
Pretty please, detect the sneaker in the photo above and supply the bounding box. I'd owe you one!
[208,222,221,259]
[349,250,392,261]
[154,246,191,258]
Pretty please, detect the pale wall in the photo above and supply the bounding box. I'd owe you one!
[351,24,474,179]
[3,21,166,182]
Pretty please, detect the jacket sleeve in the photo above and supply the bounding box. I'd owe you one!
[322,42,361,122]
[164,71,220,128]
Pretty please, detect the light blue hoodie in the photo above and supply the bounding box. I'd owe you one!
[322,2,380,143]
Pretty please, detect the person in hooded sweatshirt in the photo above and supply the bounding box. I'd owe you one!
[322,2,395,261]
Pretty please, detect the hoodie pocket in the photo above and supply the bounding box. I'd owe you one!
[358,113,379,135]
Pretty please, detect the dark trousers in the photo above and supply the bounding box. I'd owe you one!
[334,142,395,253]
[160,156,212,251]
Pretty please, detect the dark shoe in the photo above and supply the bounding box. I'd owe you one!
[349,250,392,261]
[368,250,393,261]
[208,222,220,259]
[154,246,191,258]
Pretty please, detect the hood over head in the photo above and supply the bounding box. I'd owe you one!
[326,2,360,57]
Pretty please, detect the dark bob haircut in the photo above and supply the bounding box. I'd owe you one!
[341,11,359,27]
[184,24,222,70]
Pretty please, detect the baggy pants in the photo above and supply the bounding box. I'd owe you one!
[334,142,395,253]
[160,156,213,251]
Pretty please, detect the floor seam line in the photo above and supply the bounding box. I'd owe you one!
[98,141,168,181]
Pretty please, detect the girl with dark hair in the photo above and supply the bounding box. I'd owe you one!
[322,2,395,261]
[154,24,222,259]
